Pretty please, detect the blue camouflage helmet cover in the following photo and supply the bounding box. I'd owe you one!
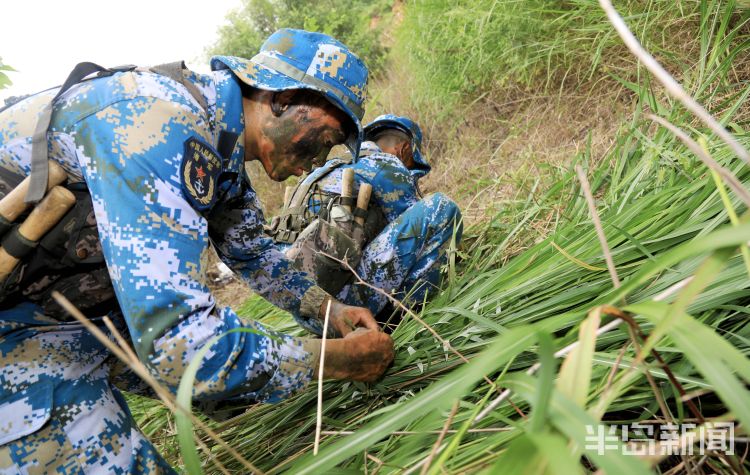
[211,28,368,158]
[364,114,431,179]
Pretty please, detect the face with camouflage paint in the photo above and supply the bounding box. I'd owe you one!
[243,89,349,181]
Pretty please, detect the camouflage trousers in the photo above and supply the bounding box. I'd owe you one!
[0,302,175,475]
[281,192,462,334]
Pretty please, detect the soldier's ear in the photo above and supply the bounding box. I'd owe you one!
[270,91,296,117]
[399,141,413,167]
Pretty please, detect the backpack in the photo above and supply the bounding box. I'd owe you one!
[0,61,211,316]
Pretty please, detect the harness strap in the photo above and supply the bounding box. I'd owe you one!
[268,158,353,243]
[25,60,213,206]
[2,227,38,259]
[26,62,136,204]
[150,61,208,112]
[217,131,240,162]
[287,157,352,210]
[274,229,299,243]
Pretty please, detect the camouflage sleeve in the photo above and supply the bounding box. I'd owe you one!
[74,97,316,402]
[207,179,330,328]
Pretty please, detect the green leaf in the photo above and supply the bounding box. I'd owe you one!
[605,222,750,305]
[507,374,651,475]
[529,331,556,433]
[626,301,750,429]
[483,434,544,475]
[288,326,538,474]
[556,308,600,406]
[526,431,585,475]
[0,72,11,89]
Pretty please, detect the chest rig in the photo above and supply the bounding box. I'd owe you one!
[267,154,387,295]
[268,152,387,245]
[0,61,232,318]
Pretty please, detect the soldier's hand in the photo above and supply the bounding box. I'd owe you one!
[321,298,380,336]
[323,328,394,382]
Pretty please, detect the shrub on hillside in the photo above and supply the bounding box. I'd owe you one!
[210,0,392,76]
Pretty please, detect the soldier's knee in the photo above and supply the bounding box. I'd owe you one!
[423,192,462,227]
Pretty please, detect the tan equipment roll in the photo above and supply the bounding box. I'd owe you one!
[341,168,355,212]
[0,161,68,223]
[354,183,373,226]
[0,186,76,282]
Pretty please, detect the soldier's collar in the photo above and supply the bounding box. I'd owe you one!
[212,70,246,176]
[357,141,381,158]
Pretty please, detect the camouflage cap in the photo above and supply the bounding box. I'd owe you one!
[364,114,431,179]
[211,29,369,158]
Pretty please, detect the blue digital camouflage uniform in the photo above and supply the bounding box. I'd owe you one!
[0,28,368,474]
[275,139,462,335]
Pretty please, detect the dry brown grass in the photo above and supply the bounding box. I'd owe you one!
[366,59,634,226]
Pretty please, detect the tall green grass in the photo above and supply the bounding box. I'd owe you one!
[396,0,704,114]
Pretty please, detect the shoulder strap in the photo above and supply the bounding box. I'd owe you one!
[288,156,352,209]
[26,62,136,204]
[150,61,208,112]
[268,157,352,243]
[25,60,209,205]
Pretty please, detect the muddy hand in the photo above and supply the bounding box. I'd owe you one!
[323,328,395,382]
[320,298,380,336]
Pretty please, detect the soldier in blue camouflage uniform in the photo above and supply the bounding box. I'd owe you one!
[0,29,394,474]
[269,115,462,334]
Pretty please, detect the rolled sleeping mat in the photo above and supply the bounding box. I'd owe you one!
[0,161,68,235]
[341,168,355,212]
[354,183,372,226]
[0,186,76,282]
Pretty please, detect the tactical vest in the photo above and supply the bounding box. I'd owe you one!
[0,61,215,319]
[268,154,387,245]
[266,155,387,295]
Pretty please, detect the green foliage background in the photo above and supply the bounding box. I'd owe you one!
[0,57,13,90]
[210,0,393,75]
[395,0,703,109]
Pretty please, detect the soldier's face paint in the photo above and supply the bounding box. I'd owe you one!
[257,102,348,181]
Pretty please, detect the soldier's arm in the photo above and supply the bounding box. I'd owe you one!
[73,98,317,402]
[207,178,334,333]
[207,177,381,337]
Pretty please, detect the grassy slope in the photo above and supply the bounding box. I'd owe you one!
[132,1,750,473]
